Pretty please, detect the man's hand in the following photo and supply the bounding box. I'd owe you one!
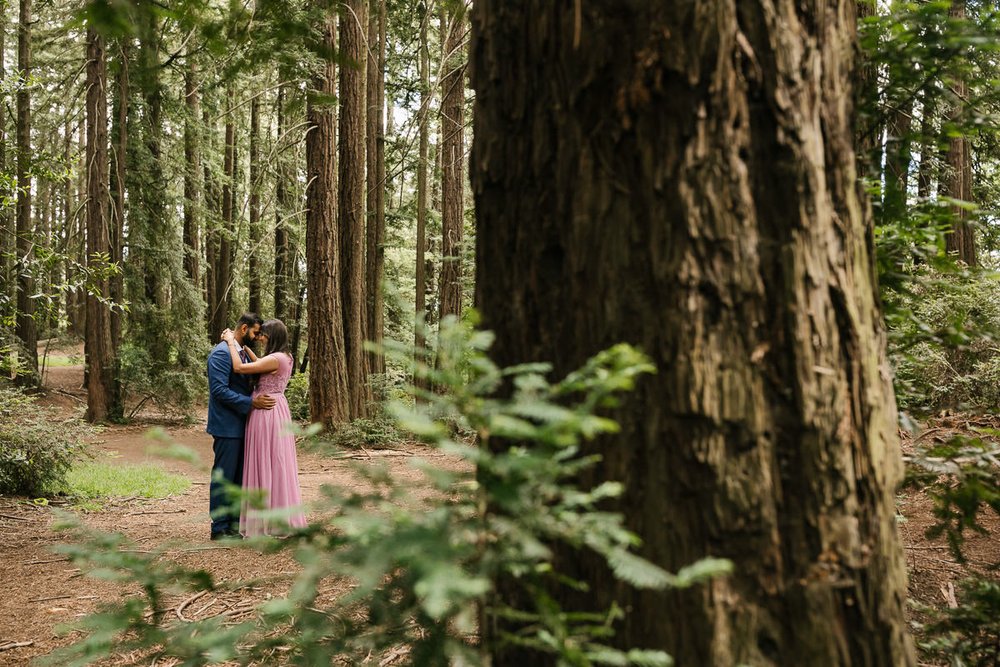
[252,394,275,410]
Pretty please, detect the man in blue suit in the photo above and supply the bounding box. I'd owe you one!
[207,312,274,539]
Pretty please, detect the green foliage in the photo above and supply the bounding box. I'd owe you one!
[53,321,729,665]
[284,370,310,422]
[118,340,208,418]
[57,461,191,502]
[0,387,90,496]
[918,577,1000,667]
[889,271,1000,414]
[904,434,1000,562]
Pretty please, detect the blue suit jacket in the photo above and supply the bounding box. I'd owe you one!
[206,341,253,438]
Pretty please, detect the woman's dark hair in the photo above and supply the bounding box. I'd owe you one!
[260,319,290,358]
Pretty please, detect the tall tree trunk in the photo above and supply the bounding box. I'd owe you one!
[213,85,236,331]
[942,0,976,266]
[109,40,127,351]
[437,6,465,325]
[414,6,430,378]
[0,2,8,323]
[274,84,291,321]
[854,0,880,179]
[75,122,87,334]
[84,27,120,422]
[339,0,371,417]
[365,0,387,376]
[249,95,262,315]
[883,96,913,221]
[917,90,934,199]
[306,0,350,427]
[204,108,220,340]
[63,119,75,332]
[183,59,201,287]
[15,0,37,382]
[471,3,915,665]
[138,10,166,307]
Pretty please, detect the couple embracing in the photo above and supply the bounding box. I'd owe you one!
[206,312,306,540]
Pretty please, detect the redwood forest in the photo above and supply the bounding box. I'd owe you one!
[3,1,1000,665]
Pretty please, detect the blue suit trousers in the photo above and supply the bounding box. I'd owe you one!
[209,436,244,535]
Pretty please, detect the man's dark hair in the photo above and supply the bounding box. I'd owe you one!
[235,312,264,329]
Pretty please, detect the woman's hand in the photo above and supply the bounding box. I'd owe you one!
[222,329,236,344]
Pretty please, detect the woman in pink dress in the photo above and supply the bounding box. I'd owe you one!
[221,319,306,537]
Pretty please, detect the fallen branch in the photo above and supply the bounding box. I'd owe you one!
[176,590,209,622]
[24,557,70,565]
[941,581,959,609]
[29,595,72,603]
[129,509,187,516]
[0,641,34,652]
[0,513,29,521]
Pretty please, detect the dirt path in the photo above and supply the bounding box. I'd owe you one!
[3,344,1000,665]
[0,348,464,666]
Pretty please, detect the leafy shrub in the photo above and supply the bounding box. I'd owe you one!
[119,342,208,418]
[50,319,730,666]
[284,370,309,422]
[888,270,1000,415]
[919,577,1000,666]
[0,387,90,495]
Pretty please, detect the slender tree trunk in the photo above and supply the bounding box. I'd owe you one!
[15,0,37,382]
[942,0,976,266]
[138,10,166,307]
[917,91,934,199]
[204,108,219,340]
[249,95,262,315]
[183,59,201,287]
[274,84,291,321]
[75,123,87,335]
[63,119,75,332]
[855,0,880,179]
[36,178,50,333]
[414,6,431,385]
[365,0,387,376]
[883,96,913,221]
[109,40,127,351]
[438,6,465,325]
[472,3,915,665]
[84,28,120,422]
[339,0,371,417]
[306,0,350,426]
[213,85,236,330]
[0,2,8,323]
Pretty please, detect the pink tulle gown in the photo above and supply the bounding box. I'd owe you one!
[240,352,307,537]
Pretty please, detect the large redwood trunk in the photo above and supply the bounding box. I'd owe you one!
[365,0,387,376]
[183,59,201,288]
[471,2,915,665]
[338,0,371,417]
[942,0,976,266]
[306,0,350,426]
[248,96,262,315]
[15,0,37,381]
[437,6,465,324]
[84,28,121,422]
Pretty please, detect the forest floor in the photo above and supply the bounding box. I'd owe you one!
[0,340,998,666]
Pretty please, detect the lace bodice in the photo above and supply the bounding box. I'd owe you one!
[254,353,293,395]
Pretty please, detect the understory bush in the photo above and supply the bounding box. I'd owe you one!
[48,319,730,666]
[119,342,207,418]
[888,270,1000,415]
[0,387,90,496]
[284,371,309,422]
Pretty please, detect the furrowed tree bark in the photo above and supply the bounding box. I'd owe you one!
[306,0,350,426]
[183,59,201,288]
[15,0,37,382]
[414,5,430,384]
[942,0,976,266]
[84,27,121,422]
[248,95,262,315]
[472,2,915,665]
[365,0,387,376]
[339,0,371,417]
[437,5,465,326]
